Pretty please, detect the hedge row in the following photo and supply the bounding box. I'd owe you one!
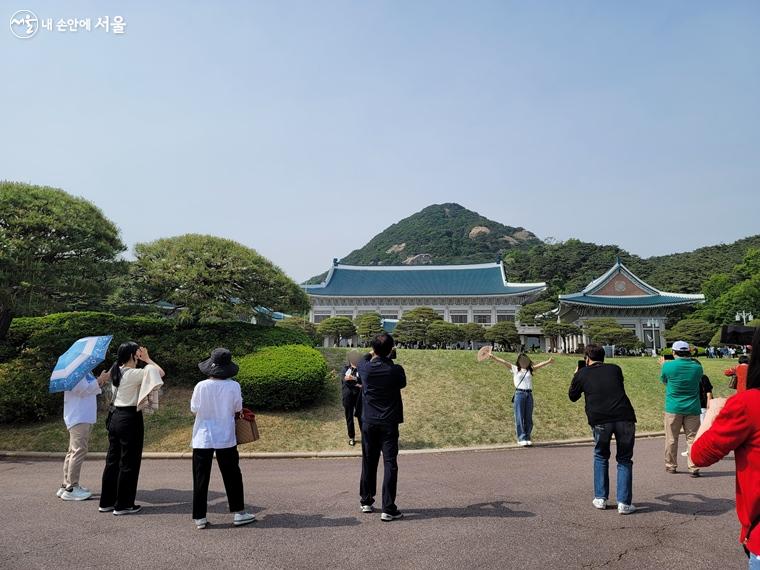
[0,311,316,423]
[237,345,328,410]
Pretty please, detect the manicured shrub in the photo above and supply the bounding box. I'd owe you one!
[2,311,310,385]
[0,311,313,422]
[237,345,328,410]
[0,350,59,423]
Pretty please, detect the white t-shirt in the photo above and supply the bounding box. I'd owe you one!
[113,365,162,407]
[510,365,533,390]
[63,376,102,429]
[190,379,243,449]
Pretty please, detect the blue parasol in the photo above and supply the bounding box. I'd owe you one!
[49,335,113,393]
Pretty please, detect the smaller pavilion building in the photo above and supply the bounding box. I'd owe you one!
[557,258,705,351]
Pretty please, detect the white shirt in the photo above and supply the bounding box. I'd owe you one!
[190,379,243,449]
[113,365,162,407]
[63,376,102,429]
[510,365,533,390]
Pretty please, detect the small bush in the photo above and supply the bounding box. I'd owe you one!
[0,350,59,423]
[237,345,328,410]
[0,311,313,422]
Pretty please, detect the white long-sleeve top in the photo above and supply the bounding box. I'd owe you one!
[190,378,243,449]
[63,376,102,429]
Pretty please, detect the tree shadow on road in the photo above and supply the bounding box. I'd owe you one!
[402,500,535,521]
[635,493,734,516]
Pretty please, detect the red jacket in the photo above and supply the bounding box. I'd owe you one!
[691,389,760,555]
[725,363,749,393]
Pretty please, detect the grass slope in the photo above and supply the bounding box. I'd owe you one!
[0,350,737,453]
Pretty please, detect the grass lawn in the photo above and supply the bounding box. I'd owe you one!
[0,350,738,453]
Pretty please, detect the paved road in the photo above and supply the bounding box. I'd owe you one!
[0,437,742,570]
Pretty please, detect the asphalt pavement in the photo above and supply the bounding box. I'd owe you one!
[0,437,742,570]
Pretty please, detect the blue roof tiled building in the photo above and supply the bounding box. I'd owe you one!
[557,258,705,351]
[305,260,547,332]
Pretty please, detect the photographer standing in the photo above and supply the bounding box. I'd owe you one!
[357,334,406,522]
[569,345,637,514]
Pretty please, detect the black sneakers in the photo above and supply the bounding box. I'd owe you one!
[113,505,143,516]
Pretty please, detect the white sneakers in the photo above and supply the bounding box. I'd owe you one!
[360,505,374,513]
[233,512,256,526]
[193,512,255,528]
[617,503,636,515]
[593,499,636,514]
[61,486,93,501]
[380,511,403,522]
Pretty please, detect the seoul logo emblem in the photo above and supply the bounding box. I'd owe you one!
[9,9,39,39]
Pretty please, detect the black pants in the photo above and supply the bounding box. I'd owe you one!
[342,388,362,439]
[100,407,144,510]
[360,422,399,514]
[192,446,245,520]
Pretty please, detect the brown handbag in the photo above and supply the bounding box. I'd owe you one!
[235,408,260,444]
[728,374,738,390]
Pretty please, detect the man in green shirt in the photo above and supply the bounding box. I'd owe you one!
[660,340,703,477]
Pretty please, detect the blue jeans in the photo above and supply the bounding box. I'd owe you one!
[592,421,635,505]
[513,390,534,442]
[750,552,760,569]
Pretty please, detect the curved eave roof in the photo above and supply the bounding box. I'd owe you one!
[305,262,546,298]
[558,293,705,309]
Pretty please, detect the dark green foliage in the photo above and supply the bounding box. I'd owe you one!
[306,203,540,282]
[0,349,60,423]
[459,322,486,342]
[643,238,760,293]
[542,321,582,341]
[0,182,125,335]
[394,307,443,346]
[0,311,312,422]
[583,318,641,349]
[483,321,519,348]
[316,317,356,341]
[504,239,643,296]
[426,321,464,346]
[276,317,318,345]
[517,300,557,325]
[127,234,309,321]
[237,345,328,409]
[664,318,717,347]
[354,313,384,344]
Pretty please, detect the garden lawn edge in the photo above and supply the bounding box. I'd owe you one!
[0,431,665,460]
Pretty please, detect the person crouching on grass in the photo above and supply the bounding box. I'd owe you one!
[568,344,637,514]
[57,369,111,501]
[191,348,256,530]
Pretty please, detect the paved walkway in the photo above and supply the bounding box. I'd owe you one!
[0,438,741,569]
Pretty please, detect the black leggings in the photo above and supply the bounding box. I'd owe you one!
[100,407,144,510]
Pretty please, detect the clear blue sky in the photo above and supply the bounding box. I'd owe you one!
[2,1,759,282]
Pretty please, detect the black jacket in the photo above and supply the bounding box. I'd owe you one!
[358,355,406,425]
[568,363,637,426]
